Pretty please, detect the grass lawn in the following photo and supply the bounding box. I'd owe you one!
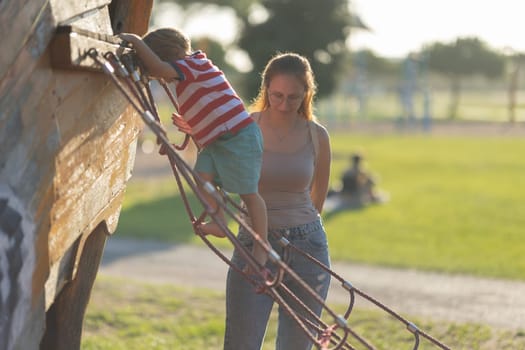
[82,277,525,350]
[115,131,525,280]
[89,88,525,349]
[326,132,525,280]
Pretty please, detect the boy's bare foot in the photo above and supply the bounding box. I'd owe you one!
[197,222,226,238]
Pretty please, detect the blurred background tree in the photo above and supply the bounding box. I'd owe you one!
[422,37,505,119]
[155,0,367,100]
[189,36,244,88]
[351,49,400,78]
[236,0,356,99]
[191,37,233,72]
[152,0,523,123]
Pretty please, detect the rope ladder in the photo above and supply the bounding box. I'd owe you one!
[87,48,451,350]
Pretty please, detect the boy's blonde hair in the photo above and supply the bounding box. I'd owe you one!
[142,28,191,61]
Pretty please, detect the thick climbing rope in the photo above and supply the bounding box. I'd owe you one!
[87,47,451,350]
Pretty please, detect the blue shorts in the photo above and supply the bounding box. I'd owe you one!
[194,122,263,194]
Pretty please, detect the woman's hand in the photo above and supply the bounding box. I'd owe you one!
[243,243,268,275]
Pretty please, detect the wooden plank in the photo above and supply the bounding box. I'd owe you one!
[50,25,132,71]
[1,1,152,347]
[49,0,111,25]
[0,0,51,83]
[62,4,113,35]
[0,12,56,195]
[55,24,123,45]
[42,223,108,349]
[1,1,121,81]
[49,99,141,264]
[0,0,46,37]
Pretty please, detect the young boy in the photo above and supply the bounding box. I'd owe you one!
[119,28,268,267]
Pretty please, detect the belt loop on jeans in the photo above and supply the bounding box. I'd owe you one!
[270,220,322,240]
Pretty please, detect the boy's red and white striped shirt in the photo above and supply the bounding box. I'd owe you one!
[171,51,252,147]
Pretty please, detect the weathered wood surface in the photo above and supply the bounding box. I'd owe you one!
[50,26,131,71]
[49,0,112,25]
[0,0,153,349]
[0,0,51,81]
[40,223,108,350]
[0,0,120,82]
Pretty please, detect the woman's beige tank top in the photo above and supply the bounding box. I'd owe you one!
[258,122,319,229]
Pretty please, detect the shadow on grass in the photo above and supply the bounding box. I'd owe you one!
[104,190,237,264]
[322,195,366,222]
[114,191,203,243]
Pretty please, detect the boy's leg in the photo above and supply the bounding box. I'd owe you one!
[239,192,268,269]
[196,123,264,240]
[196,171,227,238]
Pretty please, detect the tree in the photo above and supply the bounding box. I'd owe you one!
[191,36,246,97]
[156,0,360,99]
[238,0,354,99]
[158,0,255,18]
[422,37,505,119]
[191,36,235,74]
[353,49,401,78]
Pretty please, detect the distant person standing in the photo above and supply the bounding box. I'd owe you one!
[399,53,419,126]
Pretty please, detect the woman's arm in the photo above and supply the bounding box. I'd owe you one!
[310,123,331,214]
[119,33,179,80]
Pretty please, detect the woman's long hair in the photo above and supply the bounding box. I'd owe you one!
[250,52,317,121]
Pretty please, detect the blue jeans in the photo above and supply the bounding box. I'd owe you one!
[224,219,331,350]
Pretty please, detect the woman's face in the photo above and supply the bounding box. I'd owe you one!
[267,74,305,114]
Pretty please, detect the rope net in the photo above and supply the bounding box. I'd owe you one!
[88,48,451,350]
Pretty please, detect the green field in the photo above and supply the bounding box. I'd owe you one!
[115,130,525,280]
[88,60,525,350]
[90,125,525,349]
[82,277,524,350]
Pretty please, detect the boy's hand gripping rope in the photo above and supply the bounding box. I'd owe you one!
[88,48,451,350]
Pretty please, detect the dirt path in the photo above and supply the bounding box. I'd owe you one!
[99,237,525,331]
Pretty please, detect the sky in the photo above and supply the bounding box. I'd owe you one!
[350,0,524,57]
[153,0,524,68]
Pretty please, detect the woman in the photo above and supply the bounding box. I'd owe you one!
[224,52,332,350]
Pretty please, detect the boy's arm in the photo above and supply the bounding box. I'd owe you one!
[119,33,179,80]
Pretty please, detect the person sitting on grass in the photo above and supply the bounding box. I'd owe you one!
[341,152,379,203]
[328,152,387,208]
